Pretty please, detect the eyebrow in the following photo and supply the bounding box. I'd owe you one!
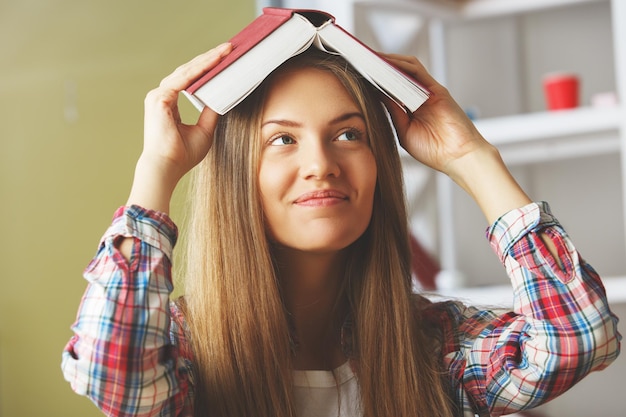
[261,112,365,128]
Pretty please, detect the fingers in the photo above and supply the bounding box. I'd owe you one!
[144,43,231,127]
[159,42,233,92]
[196,104,219,133]
[380,53,440,91]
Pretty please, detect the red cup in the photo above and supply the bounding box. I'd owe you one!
[543,73,579,110]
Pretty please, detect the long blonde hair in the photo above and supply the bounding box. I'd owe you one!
[181,48,454,417]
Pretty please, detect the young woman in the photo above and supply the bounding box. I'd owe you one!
[62,43,620,417]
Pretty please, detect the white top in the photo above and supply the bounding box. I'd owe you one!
[292,361,361,417]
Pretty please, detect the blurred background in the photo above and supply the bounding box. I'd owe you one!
[1,0,624,416]
[0,0,255,415]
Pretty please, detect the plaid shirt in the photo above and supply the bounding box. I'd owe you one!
[62,202,621,417]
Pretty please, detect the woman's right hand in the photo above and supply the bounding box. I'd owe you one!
[126,43,233,214]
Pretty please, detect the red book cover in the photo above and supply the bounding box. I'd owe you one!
[186,8,334,94]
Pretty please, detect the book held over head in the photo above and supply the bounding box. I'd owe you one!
[183,7,431,115]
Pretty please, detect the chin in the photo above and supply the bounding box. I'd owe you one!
[268,220,370,254]
[284,233,363,254]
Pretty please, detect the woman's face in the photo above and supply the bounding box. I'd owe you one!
[258,67,377,254]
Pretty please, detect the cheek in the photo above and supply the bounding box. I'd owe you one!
[258,157,280,197]
[258,189,279,243]
[258,163,289,229]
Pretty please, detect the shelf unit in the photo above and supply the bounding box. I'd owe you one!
[354,0,626,300]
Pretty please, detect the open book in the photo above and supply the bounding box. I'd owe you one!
[183,7,430,115]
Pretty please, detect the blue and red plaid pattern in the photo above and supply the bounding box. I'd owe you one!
[62,202,621,417]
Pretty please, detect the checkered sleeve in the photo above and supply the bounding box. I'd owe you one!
[61,206,192,417]
[447,202,621,416]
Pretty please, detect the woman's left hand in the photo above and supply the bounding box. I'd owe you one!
[381,53,492,178]
[382,53,532,224]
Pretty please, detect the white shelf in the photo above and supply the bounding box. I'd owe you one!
[428,275,626,307]
[399,107,622,166]
[474,106,623,165]
[474,106,622,145]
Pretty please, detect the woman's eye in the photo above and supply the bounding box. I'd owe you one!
[337,130,361,141]
[269,135,296,146]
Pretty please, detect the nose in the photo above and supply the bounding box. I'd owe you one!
[300,139,340,180]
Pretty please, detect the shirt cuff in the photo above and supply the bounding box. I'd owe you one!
[101,205,179,258]
[486,201,559,264]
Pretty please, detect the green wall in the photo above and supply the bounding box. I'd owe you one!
[0,1,254,415]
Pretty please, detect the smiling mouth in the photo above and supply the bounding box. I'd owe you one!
[294,190,349,206]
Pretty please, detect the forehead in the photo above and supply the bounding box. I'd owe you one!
[262,66,361,118]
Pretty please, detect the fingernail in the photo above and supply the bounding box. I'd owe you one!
[216,42,232,53]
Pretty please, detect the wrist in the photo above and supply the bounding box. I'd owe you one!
[447,145,531,224]
[126,155,180,214]
[446,143,499,188]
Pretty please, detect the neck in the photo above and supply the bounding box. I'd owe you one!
[274,247,349,370]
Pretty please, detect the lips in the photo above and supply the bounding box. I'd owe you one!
[293,189,349,206]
